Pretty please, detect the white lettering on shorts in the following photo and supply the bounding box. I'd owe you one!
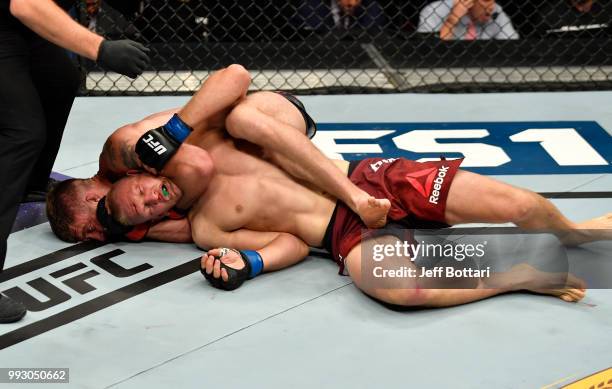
[429,165,450,205]
[369,158,398,172]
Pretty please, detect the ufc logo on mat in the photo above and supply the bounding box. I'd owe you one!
[142,134,167,155]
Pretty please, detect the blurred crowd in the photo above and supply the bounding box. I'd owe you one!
[78,0,610,42]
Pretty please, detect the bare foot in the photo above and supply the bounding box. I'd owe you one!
[562,213,612,245]
[527,271,587,302]
[530,285,586,302]
[356,196,391,229]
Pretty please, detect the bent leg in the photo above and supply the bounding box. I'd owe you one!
[226,91,390,228]
[444,170,611,244]
[445,170,572,228]
[343,236,510,308]
[344,236,585,308]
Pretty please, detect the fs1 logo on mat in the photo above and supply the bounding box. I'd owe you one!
[314,121,612,175]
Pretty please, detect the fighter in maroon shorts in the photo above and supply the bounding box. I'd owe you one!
[104,128,612,307]
[323,157,463,275]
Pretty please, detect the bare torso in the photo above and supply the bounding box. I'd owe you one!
[188,130,348,248]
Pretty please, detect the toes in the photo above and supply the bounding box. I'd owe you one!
[560,294,573,302]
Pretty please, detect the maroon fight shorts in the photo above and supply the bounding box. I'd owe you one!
[322,157,463,274]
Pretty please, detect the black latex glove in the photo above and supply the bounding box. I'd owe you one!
[97,39,151,79]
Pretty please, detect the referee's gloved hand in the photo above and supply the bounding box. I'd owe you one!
[97,39,151,79]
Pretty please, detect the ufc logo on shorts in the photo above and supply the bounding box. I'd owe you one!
[142,134,167,155]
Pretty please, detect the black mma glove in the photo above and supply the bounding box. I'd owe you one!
[97,39,150,79]
[135,114,193,172]
[201,248,264,291]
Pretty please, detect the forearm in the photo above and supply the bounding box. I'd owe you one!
[257,233,309,272]
[201,231,309,290]
[10,0,103,60]
[179,64,251,133]
[146,219,193,243]
[97,110,177,179]
[440,14,460,40]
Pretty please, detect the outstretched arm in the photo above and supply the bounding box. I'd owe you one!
[10,0,149,78]
[10,0,102,59]
[198,229,310,290]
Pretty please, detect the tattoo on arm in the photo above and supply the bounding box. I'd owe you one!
[120,142,141,170]
[101,137,140,175]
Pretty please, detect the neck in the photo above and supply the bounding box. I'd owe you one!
[91,174,112,189]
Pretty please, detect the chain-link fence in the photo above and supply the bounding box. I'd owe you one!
[77,0,612,95]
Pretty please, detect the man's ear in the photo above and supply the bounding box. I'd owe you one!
[85,192,102,203]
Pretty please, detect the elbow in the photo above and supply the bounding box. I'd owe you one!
[178,153,213,182]
[9,0,33,21]
[225,64,251,95]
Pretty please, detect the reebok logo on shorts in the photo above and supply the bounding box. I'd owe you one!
[405,167,437,197]
[405,165,450,204]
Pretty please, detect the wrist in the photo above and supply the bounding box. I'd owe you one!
[241,250,264,278]
[92,36,105,61]
[164,114,193,143]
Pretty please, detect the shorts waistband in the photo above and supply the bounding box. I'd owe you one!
[322,202,339,254]
[275,91,317,139]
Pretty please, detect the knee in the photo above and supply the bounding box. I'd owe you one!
[500,189,539,222]
[379,287,432,307]
[225,104,272,140]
